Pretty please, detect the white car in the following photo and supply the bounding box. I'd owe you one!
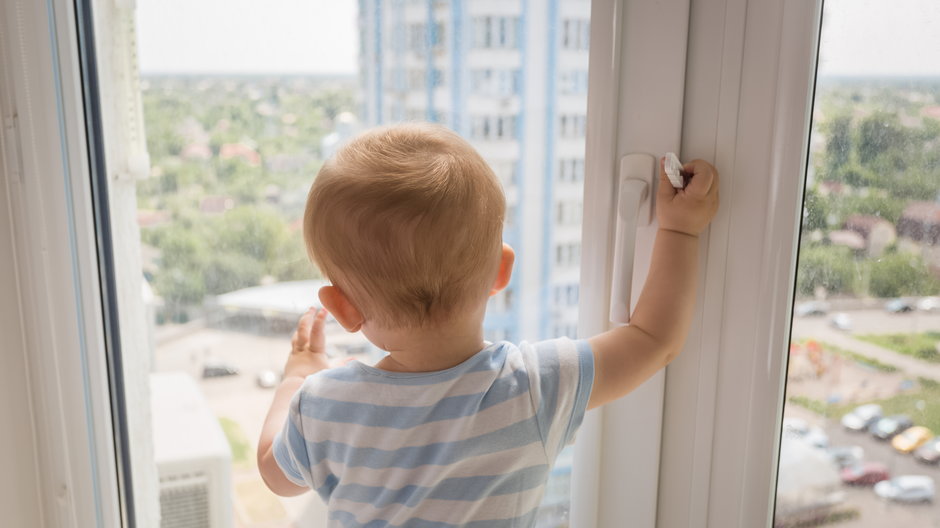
[782,417,829,448]
[841,404,882,432]
[829,312,852,331]
[826,445,864,469]
[918,297,940,312]
[874,475,935,503]
[794,301,830,317]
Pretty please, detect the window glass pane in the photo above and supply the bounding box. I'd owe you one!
[777,1,940,526]
[98,0,591,526]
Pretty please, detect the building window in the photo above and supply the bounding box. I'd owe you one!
[556,201,583,226]
[470,69,521,97]
[472,17,520,49]
[558,158,585,182]
[561,19,590,51]
[559,114,587,139]
[555,242,581,268]
[431,69,445,88]
[553,284,580,307]
[559,71,589,95]
[408,23,426,53]
[470,115,519,141]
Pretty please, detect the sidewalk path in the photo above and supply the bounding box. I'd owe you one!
[791,322,940,381]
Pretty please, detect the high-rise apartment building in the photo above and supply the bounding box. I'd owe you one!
[358,0,590,342]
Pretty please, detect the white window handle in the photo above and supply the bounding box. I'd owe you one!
[609,153,655,324]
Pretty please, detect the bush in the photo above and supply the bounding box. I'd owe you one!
[868,252,940,298]
[796,244,858,296]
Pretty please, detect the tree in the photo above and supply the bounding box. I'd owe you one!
[801,186,829,231]
[796,244,859,296]
[824,114,852,172]
[857,112,907,166]
[868,252,940,298]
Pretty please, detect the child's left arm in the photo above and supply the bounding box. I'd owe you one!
[257,308,331,496]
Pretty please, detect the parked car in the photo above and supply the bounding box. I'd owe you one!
[917,297,940,312]
[874,475,935,503]
[829,312,852,331]
[840,462,889,486]
[893,426,934,454]
[914,438,940,465]
[827,445,864,469]
[870,415,914,441]
[795,301,830,317]
[885,298,915,313]
[783,417,829,448]
[202,359,239,378]
[841,404,882,432]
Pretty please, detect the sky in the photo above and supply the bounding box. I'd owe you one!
[136,0,358,74]
[818,0,940,77]
[135,0,940,76]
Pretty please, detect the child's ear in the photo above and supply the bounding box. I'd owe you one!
[489,243,515,296]
[319,285,364,333]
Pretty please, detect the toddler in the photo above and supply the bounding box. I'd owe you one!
[258,123,719,526]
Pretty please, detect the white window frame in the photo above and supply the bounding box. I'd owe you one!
[1,0,123,526]
[575,0,822,527]
[3,0,825,526]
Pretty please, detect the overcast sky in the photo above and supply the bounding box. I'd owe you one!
[136,0,940,76]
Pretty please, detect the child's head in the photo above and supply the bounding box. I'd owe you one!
[304,122,506,329]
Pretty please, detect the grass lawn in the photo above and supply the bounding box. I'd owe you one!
[219,416,253,469]
[788,378,940,434]
[857,332,940,363]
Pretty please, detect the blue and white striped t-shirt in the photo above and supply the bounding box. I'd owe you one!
[273,337,594,527]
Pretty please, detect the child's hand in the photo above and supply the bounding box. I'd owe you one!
[656,158,719,236]
[284,308,331,380]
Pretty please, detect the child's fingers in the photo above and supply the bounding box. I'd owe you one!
[291,307,316,352]
[681,159,716,198]
[306,308,328,354]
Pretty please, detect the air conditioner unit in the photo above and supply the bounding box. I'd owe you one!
[151,372,233,528]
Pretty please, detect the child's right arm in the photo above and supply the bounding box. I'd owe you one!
[587,158,719,409]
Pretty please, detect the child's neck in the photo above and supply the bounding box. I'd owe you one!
[368,315,486,373]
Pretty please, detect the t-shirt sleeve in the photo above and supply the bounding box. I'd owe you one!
[521,337,595,459]
[272,388,313,489]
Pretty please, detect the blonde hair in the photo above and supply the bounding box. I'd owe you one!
[304,122,506,328]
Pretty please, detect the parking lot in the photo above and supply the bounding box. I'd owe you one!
[785,306,940,526]
[785,405,940,527]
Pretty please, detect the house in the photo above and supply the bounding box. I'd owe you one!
[843,214,897,257]
[897,201,940,275]
[897,201,940,245]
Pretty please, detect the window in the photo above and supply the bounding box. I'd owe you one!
[61,1,593,527]
[472,16,520,49]
[555,242,581,268]
[470,69,521,97]
[558,158,585,182]
[408,23,426,53]
[561,19,589,51]
[775,2,940,527]
[559,70,589,95]
[556,201,582,226]
[559,114,586,138]
[470,115,519,141]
